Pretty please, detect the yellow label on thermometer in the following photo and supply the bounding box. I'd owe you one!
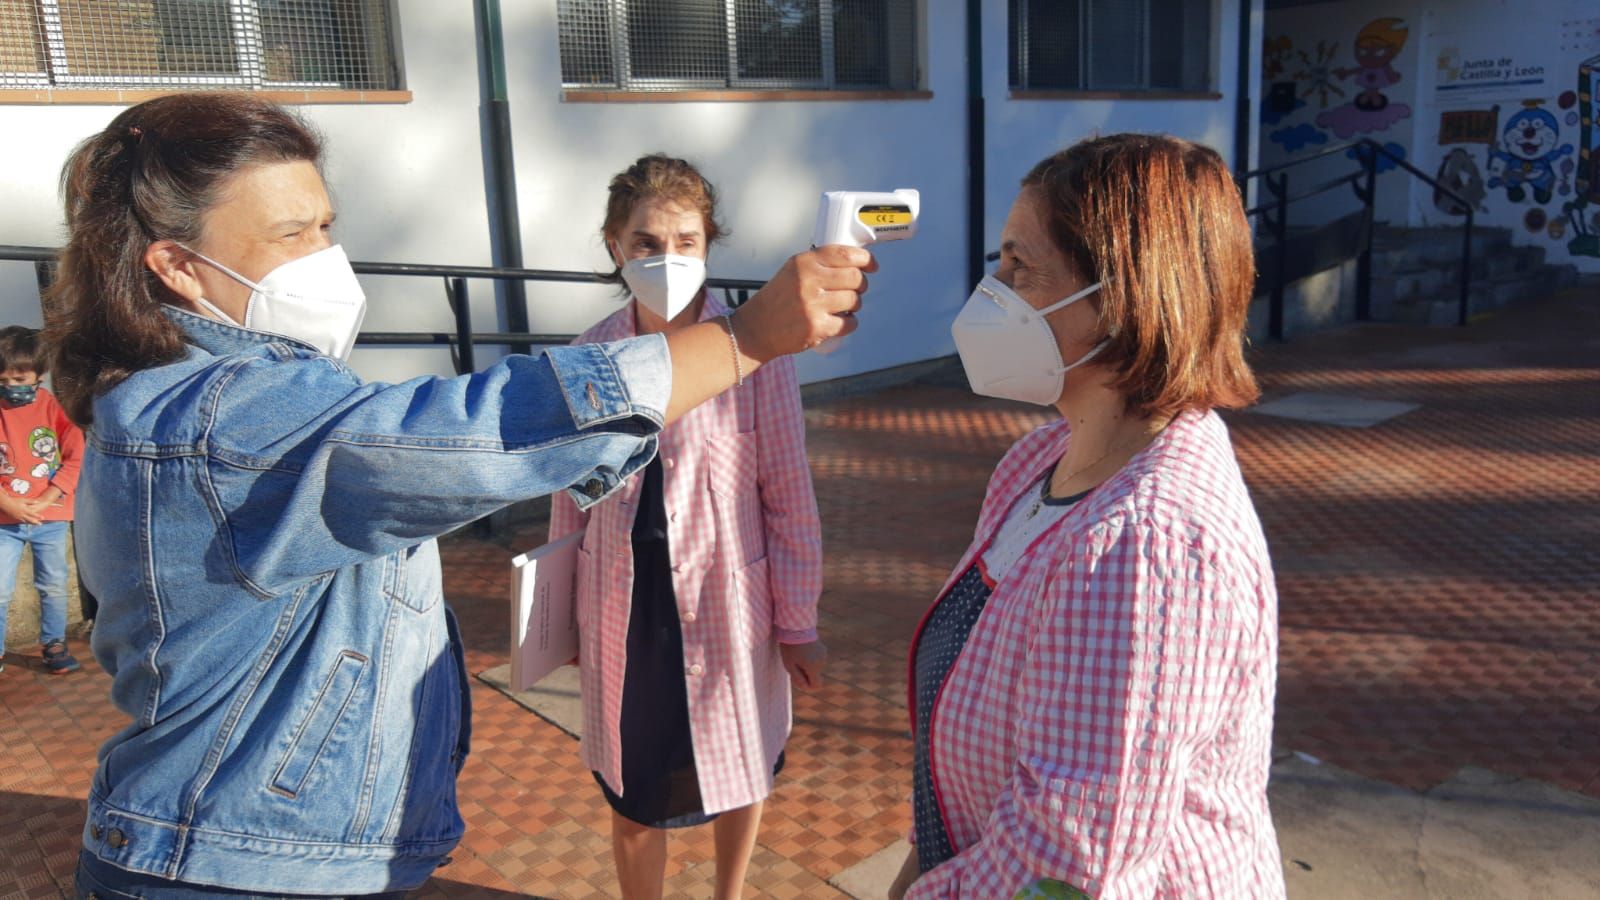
[858,205,913,227]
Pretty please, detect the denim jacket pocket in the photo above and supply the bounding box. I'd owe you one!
[269,649,368,799]
[384,541,442,613]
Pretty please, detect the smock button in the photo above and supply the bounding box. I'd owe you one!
[106,828,127,849]
[682,611,696,623]
[581,478,604,498]
[90,825,102,840]
[687,664,704,676]
[663,457,675,469]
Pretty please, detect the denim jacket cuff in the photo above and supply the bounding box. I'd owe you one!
[543,335,669,431]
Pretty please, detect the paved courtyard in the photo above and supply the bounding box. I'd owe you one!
[3,287,1597,898]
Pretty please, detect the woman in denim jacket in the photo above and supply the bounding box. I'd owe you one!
[44,93,871,898]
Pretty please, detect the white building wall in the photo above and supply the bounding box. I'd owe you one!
[0,1,494,384]
[983,0,1258,257]
[1,1,1262,388]
[497,2,970,384]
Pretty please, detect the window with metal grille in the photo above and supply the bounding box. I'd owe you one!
[557,0,919,92]
[0,0,401,92]
[1009,0,1211,93]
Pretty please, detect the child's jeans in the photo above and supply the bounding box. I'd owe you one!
[0,521,72,649]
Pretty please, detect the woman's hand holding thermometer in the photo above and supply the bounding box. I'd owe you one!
[810,188,920,354]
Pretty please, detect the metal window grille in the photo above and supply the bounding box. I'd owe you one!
[1010,0,1210,92]
[557,0,918,92]
[0,0,401,91]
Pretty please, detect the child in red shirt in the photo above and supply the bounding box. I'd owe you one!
[0,326,85,674]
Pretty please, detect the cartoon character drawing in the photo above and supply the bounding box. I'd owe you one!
[1264,35,1293,81]
[30,462,50,479]
[1434,148,1489,215]
[1293,39,1345,109]
[1338,18,1407,111]
[1315,19,1412,139]
[0,442,11,476]
[10,478,30,495]
[1488,105,1575,204]
[1564,195,1599,257]
[28,427,57,464]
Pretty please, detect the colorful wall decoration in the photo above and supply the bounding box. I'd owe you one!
[1315,18,1415,138]
[1486,102,1574,204]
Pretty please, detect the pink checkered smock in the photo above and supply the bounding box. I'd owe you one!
[549,290,822,816]
[906,409,1286,899]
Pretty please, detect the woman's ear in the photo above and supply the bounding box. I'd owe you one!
[144,241,204,303]
[606,239,626,270]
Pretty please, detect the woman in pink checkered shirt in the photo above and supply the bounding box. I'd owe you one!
[549,155,826,900]
[890,135,1287,899]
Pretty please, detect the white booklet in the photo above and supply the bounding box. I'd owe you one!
[509,528,584,692]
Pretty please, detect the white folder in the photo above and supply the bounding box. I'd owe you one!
[509,528,584,692]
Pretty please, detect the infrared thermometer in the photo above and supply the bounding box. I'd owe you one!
[810,188,920,353]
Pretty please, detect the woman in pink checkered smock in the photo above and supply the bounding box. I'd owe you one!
[889,135,1287,899]
[548,155,826,900]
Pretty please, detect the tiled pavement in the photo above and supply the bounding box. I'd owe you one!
[3,286,1597,898]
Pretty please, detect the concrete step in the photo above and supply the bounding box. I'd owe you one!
[1372,224,1512,270]
[1381,264,1580,325]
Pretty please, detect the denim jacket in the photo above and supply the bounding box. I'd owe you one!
[76,307,669,892]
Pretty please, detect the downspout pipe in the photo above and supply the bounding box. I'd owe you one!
[476,0,531,354]
[966,0,985,291]
[1233,0,1255,179]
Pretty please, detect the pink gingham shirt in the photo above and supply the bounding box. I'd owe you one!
[549,291,822,815]
[907,409,1285,899]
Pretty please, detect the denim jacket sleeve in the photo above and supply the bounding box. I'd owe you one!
[203,336,669,596]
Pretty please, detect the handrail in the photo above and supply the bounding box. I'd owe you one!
[1360,141,1472,212]
[0,245,770,372]
[1236,137,1475,333]
[1281,170,1363,207]
[1238,139,1364,181]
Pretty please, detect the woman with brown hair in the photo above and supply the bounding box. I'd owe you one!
[45,92,870,897]
[550,154,825,900]
[890,134,1286,898]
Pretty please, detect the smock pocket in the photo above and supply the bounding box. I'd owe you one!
[734,556,773,649]
[705,432,766,564]
[270,650,368,798]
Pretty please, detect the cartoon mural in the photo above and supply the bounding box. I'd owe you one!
[1294,40,1345,109]
[1579,53,1600,204]
[1316,18,1414,138]
[1487,103,1574,203]
[1265,35,1293,81]
[1567,51,1600,257]
[1272,122,1330,153]
[1434,148,1490,214]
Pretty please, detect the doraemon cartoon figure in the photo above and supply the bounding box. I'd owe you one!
[1488,106,1575,204]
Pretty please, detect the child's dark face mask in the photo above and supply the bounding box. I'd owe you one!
[1,384,37,405]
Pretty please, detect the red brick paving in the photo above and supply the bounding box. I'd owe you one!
[2,287,1596,897]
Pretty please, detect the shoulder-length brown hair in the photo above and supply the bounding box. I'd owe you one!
[43,92,322,425]
[1023,134,1259,418]
[598,154,727,285]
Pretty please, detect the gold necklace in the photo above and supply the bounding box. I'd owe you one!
[1045,418,1169,503]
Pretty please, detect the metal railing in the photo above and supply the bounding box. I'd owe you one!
[0,247,767,376]
[1237,136,1476,339]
